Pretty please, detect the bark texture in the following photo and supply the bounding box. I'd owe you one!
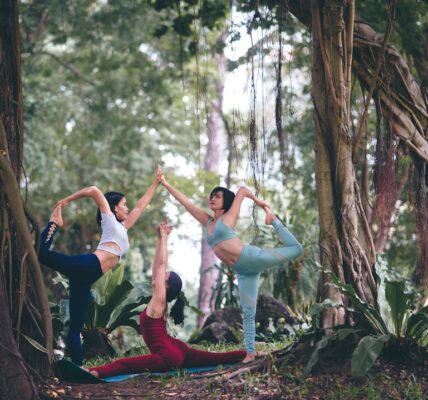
[0,269,38,400]
[311,0,376,327]
[286,0,428,313]
[0,1,53,395]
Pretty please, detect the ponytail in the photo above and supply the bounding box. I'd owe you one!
[169,292,186,325]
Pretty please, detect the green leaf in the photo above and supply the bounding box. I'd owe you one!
[351,334,390,378]
[405,306,428,344]
[309,299,339,316]
[375,257,394,333]
[20,333,49,354]
[337,328,363,340]
[303,334,336,377]
[92,263,126,306]
[98,281,134,326]
[385,280,409,337]
[180,292,204,317]
[324,269,388,334]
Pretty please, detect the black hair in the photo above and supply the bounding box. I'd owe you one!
[166,271,182,302]
[210,186,235,213]
[166,272,185,325]
[96,191,125,226]
[169,294,185,325]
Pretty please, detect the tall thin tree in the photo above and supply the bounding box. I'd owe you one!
[198,50,227,327]
[0,1,53,398]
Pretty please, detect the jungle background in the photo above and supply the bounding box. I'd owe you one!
[0,0,427,399]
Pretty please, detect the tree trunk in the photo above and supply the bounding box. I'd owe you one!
[0,0,53,392]
[287,0,428,308]
[0,266,38,400]
[311,0,376,327]
[198,52,227,327]
[0,0,23,177]
[287,0,428,162]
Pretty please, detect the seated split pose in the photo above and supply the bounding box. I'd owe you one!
[38,167,161,365]
[158,168,303,363]
[88,220,246,378]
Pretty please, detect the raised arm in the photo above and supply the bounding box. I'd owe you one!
[158,168,210,225]
[55,186,110,214]
[146,221,172,319]
[124,166,160,230]
[222,186,269,228]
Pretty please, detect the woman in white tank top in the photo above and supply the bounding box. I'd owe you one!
[38,166,161,365]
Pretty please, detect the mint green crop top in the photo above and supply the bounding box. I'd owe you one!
[205,217,238,248]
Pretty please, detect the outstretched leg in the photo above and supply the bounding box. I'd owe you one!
[177,340,246,368]
[89,354,170,378]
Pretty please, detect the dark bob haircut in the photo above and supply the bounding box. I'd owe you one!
[96,191,125,226]
[210,187,235,213]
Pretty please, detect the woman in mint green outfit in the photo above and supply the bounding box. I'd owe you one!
[158,168,303,363]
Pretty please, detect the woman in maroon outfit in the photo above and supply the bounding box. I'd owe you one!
[89,220,245,378]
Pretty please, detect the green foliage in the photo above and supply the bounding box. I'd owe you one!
[86,264,152,332]
[212,262,240,309]
[351,334,390,378]
[51,264,152,337]
[304,258,428,378]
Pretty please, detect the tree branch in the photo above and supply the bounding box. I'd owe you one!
[40,51,96,86]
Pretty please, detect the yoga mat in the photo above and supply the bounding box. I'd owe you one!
[57,358,235,384]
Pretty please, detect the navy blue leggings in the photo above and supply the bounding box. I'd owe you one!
[38,222,103,365]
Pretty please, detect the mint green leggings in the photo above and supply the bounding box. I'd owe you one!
[233,219,303,354]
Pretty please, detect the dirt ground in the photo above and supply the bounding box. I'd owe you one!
[39,358,427,400]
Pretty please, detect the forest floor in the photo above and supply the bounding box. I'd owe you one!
[39,354,427,399]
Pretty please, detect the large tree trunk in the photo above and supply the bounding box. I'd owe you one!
[311,0,376,327]
[0,1,53,395]
[198,52,227,327]
[0,266,38,400]
[287,0,428,160]
[287,0,428,305]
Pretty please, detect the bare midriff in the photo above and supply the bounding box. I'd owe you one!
[94,242,121,273]
[211,237,244,266]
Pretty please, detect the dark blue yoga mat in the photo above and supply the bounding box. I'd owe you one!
[58,358,235,383]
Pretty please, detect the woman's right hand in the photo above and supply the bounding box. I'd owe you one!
[157,219,173,238]
[157,166,167,186]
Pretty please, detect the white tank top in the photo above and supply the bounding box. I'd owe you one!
[96,213,129,257]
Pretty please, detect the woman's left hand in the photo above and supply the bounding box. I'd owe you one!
[55,198,69,208]
[155,164,163,184]
[156,166,167,186]
[254,198,269,209]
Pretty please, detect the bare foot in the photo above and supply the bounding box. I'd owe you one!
[242,351,267,364]
[89,370,99,378]
[264,207,277,225]
[49,206,63,227]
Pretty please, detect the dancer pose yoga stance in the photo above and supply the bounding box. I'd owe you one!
[38,167,161,365]
[158,168,303,363]
[89,220,246,378]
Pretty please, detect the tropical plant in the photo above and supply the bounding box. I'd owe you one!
[212,262,240,309]
[86,264,152,333]
[304,257,428,378]
[50,264,152,358]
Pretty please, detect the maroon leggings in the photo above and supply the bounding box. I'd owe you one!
[90,339,245,378]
